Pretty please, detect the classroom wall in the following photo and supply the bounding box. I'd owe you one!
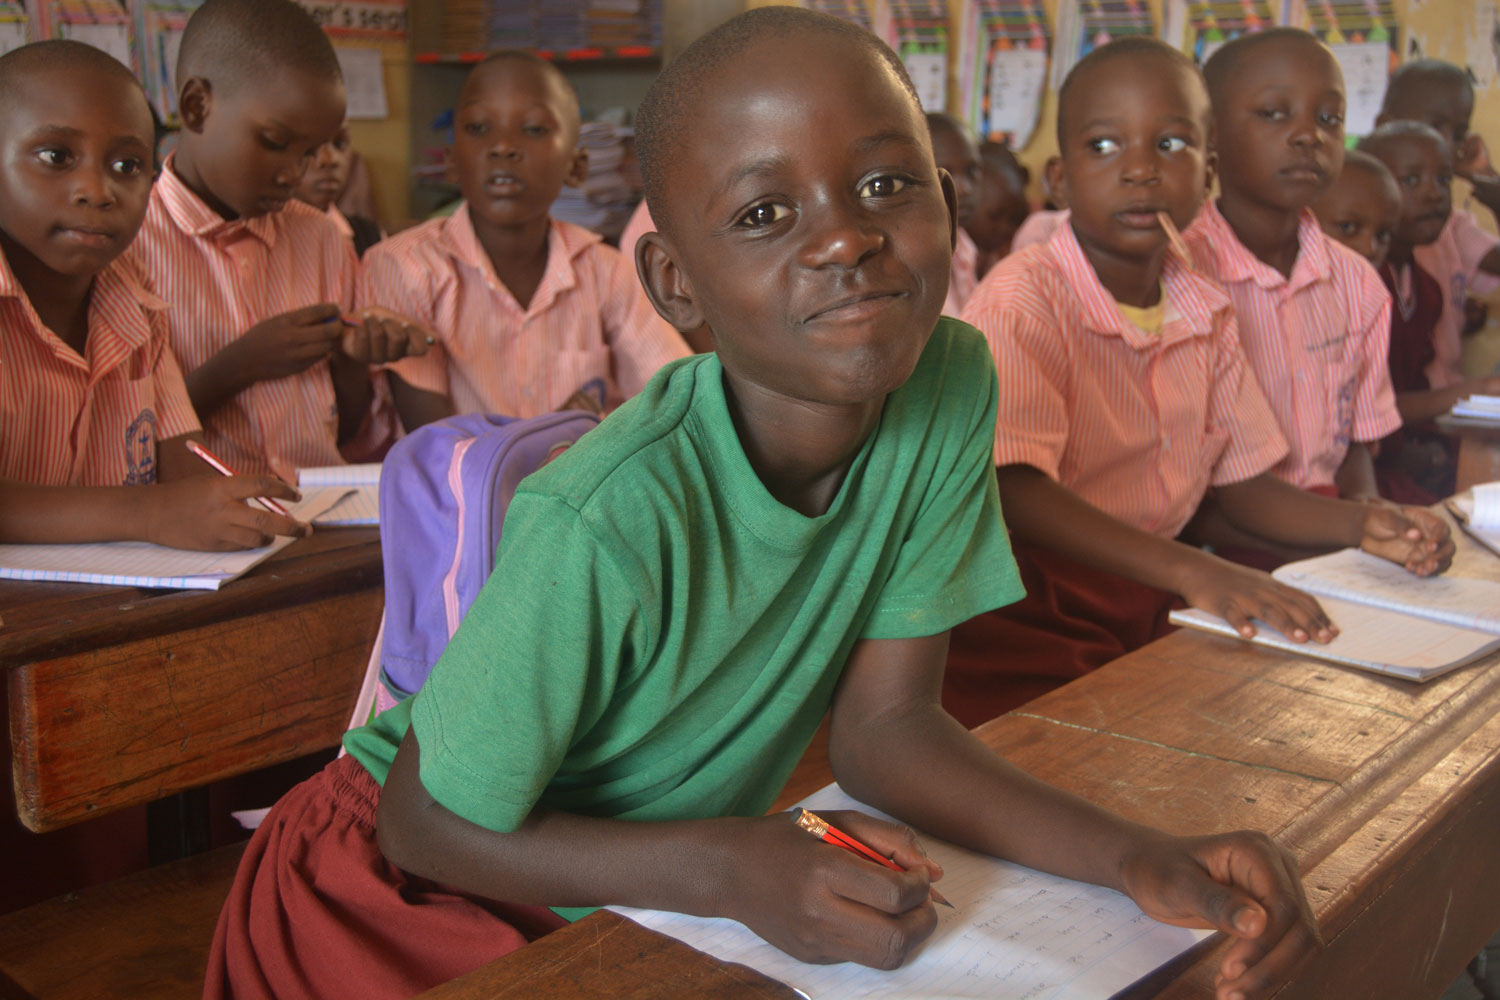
[344,38,410,231]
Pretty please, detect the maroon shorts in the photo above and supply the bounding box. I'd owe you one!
[943,539,1179,729]
[205,754,565,1000]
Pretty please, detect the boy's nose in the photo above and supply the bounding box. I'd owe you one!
[1288,117,1324,148]
[71,168,113,208]
[1119,148,1159,184]
[799,207,884,269]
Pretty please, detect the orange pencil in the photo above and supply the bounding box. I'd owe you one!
[794,808,954,909]
[185,440,293,517]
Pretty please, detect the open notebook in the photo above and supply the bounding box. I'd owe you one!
[0,488,344,591]
[1170,548,1500,681]
[1448,483,1500,559]
[610,784,1211,1000]
[297,463,381,526]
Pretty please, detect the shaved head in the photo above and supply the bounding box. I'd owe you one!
[0,39,143,109]
[458,50,581,143]
[1203,27,1333,107]
[1382,59,1472,114]
[1357,119,1450,161]
[177,0,341,95]
[635,6,919,238]
[1057,36,1205,144]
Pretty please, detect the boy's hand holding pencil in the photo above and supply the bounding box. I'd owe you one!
[151,462,308,552]
[718,810,944,970]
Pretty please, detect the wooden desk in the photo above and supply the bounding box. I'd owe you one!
[422,531,1500,1000]
[1,529,382,834]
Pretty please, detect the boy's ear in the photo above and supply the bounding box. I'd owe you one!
[1044,156,1069,211]
[636,231,705,333]
[937,168,959,251]
[178,77,212,134]
[564,148,589,189]
[1204,146,1219,201]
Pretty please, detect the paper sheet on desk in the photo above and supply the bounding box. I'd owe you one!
[609,785,1211,1000]
[298,464,381,525]
[0,488,344,590]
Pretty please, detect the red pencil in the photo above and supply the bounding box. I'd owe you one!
[184,440,293,517]
[794,808,954,909]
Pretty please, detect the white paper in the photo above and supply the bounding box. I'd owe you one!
[312,487,379,526]
[298,462,382,488]
[986,49,1048,148]
[1470,483,1500,530]
[1327,41,1389,136]
[905,51,946,112]
[0,488,344,590]
[1171,597,1500,681]
[611,785,1211,1000]
[60,21,133,70]
[334,46,387,120]
[1273,548,1500,635]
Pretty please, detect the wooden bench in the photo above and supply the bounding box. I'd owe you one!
[0,530,382,1000]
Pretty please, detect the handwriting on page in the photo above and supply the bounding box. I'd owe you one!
[1273,549,1500,635]
[610,785,1209,1000]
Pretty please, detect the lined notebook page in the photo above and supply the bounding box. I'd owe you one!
[313,487,379,526]
[298,463,382,488]
[610,785,1210,1000]
[0,488,344,590]
[1272,548,1500,635]
[1170,597,1500,681]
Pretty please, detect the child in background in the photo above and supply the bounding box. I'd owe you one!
[925,112,982,314]
[0,40,305,550]
[293,122,384,257]
[1359,121,1500,500]
[207,13,1321,999]
[967,141,1032,276]
[950,37,1451,726]
[1185,29,1399,512]
[358,52,689,431]
[135,0,428,483]
[1379,60,1500,389]
[1310,150,1400,271]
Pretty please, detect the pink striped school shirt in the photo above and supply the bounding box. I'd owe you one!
[136,156,357,482]
[943,227,979,317]
[962,223,1288,539]
[1186,201,1400,491]
[1413,207,1500,389]
[357,204,689,417]
[0,247,199,487]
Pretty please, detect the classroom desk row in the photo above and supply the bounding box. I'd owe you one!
[419,517,1500,1000]
[4,510,1499,998]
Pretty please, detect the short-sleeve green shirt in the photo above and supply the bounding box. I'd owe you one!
[345,317,1023,835]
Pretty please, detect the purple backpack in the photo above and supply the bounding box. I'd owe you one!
[377,411,600,700]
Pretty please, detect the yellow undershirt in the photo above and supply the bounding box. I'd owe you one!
[1115,288,1166,336]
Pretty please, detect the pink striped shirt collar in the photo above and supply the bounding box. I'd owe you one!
[1046,219,1226,350]
[155,153,281,248]
[1195,199,1331,292]
[0,247,166,356]
[439,203,603,318]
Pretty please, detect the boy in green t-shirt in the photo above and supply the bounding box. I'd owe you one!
[206,10,1318,1000]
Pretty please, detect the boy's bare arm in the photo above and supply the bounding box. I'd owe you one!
[378,729,942,969]
[1333,442,1378,500]
[1396,375,1500,424]
[998,464,1334,640]
[828,631,1320,1000]
[388,372,455,432]
[185,304,344,419]
[1214,474,1451,576]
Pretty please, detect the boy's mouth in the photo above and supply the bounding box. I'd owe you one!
[485,172,524,196]
[1278,160,1326,183]
[53,224,115,248]
[804,289,907,323]
[1114,205,1166,229]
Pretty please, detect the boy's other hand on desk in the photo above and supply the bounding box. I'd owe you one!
[339,306,435,365]
[1178,558,1336,643]
[724,810,941,970]
[1359,505,1453,576]
[148,476,309,551]
[1120,829,1320,1000]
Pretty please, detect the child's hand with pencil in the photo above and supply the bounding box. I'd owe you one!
[148,473,308,551]
[720,809,945,969]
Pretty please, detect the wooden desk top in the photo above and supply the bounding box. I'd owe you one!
[422,529,1500,999]
[0,528,381,669]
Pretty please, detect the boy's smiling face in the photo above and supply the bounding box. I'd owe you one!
[178,66,346,220]
[1374,132,1453,249]
[1311,162,1400,268]
[1213,36,1345,212]
[450,58,587,236]
[0,61,155,279]
[643,31,954,409]
[1051,51,1212,281]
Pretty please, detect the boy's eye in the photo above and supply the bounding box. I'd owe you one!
[1256,107,1288,121]
[260,135,289,152]
[1318,111,1344,127]
[1086,137,1119,154]
[1337,221,1359,236]
[1157,137,1188,153]
[522,124,550,137]
[463,121,488,137]
[737,202,790,228]
[1439,172,1454,187]
[111,156,144,177]
[35,147,71,168]
[859,175,908,198]
[1403,174,1421,188]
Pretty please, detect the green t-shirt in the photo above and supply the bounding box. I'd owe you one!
[346,317,1022,838]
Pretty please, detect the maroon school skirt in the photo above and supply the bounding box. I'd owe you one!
[943,539,1180,729]
[205,754,566,1000]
